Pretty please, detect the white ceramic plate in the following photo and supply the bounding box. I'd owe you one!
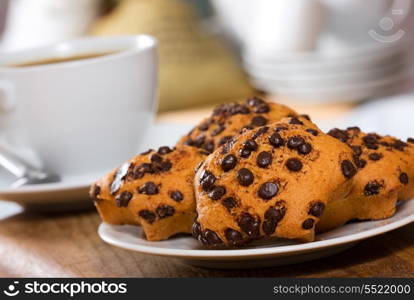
[243,40,406,69]
[251,72,406,103]
[99,200,414,269]
[0,123,192,211]
[245,58,406,85]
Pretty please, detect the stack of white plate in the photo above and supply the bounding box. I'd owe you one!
[243,41,409,103]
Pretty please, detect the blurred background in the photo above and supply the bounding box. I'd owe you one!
[1,0,414,137]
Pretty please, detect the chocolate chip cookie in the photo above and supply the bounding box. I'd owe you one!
[317,127,414,232]
[193,122,357,247]
[177,97,298,154]
[90,145,206,241]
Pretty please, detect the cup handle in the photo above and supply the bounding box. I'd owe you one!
[0,81,15,113]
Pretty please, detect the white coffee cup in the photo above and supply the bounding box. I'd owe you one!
[0,35,158,178]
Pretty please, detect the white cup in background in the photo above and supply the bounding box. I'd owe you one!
[245,0,327,56]
[0,35,158,177]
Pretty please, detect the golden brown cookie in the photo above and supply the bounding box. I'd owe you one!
[177,97,299,154]
[91,98,300,242]
[90,145,206,241]
[317,127,414,232]
[193,122,357,247]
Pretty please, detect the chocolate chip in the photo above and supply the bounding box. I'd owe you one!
[258,182,278,200]
[208,185,226,200]
[341,160,357,179]
[198,122,210,131]
[221,197,238,211]
[306,128,319,136]
[246,97,265,107]
[364,181,382,196]
[289,117,303,125]
[347,126,361,132]
[269,132,285,147]
[366,143,379,150]
[202,140,215,153]
[301,114,311,121]
[237,168,254,186]
[262,204,286,235]
[302,218,315,229]
[351,145,362,156]
[244,139,258,151]
[183,138,194,146]
[198,235,209,245]
[237,212,260,238]
[254,103,270,113]
[287,136,305,149]
[252,126,269,139]
[240,139,258,158]
[221,154,237,172]
[157,146,172,155]
[400,172,409,185]
[204,229,223,245]
[224,228,244,246]
[298,143,312,155]
[213,102,252,117]
[193,135,206,148]
[139,210,156,224]
[140,149,153,155]
[138,182,159,195]
[256,151,272,168]
[151,160,172,173]
[219,136,233,145]
[156,205,175,219]
[369,152,382,161]
[392,140,407,151]
[159,160,172,172]
[211,123,225,136]
[170,190,184,202]
[236,105,250,114]
[239,148,251,158]
[90,184,101,200]
[200,171,216,191]
[131,163,154,179]
[110,162,130,194]
[355,158,367,169]
[328,128,349,143]
[150,153,163,163]
[285,158,303,172]
[276,126,288,132]
[408,138,414,144]
[309,202,325,217]
[192,221,201,238]
[220,139,233,155]
[115,191,132,207]
[251,116,267,127]
[363,134,378,146]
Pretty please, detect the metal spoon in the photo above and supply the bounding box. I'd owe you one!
[0,146,60,188]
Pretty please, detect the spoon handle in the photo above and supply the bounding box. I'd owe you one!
[0,145,32,178]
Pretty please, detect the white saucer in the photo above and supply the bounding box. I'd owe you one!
[98,200,414,269]
[251,72,406,103]
[0,123,192,211]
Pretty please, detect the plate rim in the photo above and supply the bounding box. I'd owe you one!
[98,202,414,260]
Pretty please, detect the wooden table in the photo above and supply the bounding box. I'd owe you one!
[1,207,413,277]
[1,102,413,278]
